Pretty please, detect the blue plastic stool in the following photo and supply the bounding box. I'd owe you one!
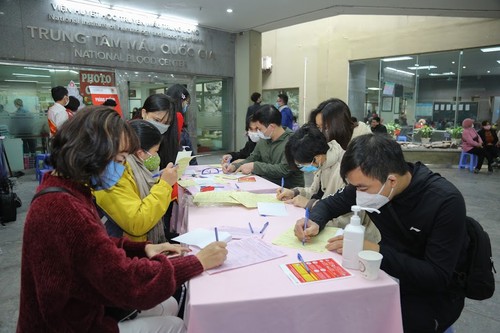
[38,169,53,184]
[458,151,478,172]
[35,154,50,180]
[397,136,407,142]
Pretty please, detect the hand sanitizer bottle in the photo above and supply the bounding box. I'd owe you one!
[342,205,380,269]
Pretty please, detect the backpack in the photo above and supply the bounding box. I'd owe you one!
[456,216,496,300]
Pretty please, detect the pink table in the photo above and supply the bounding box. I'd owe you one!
[184,204,403,333]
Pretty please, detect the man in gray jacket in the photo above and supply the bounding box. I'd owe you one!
[223,105,304,188]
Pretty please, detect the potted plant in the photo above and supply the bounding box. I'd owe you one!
[386,122,401,139]
[446,126,463,145]
[419,125,433,144]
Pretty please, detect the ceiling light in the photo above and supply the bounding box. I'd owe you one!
[487,70,491,73]
[5,80,51,83]
[381,56,413,62]
[385,67,415,76]
[407,65,437,70]
[428,72,455,76]
[497,60,500,64]
[463,66,466,69]
[480,46,500,52]
[367,87,382,91]
[226,8,233,13]
[13,73,50,78]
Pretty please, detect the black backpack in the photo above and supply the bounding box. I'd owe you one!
[387,204,496,300]
[456,216,496,300]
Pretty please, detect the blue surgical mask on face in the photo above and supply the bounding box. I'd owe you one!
[275,102,280,109]
[91,161,125,190]
[299,164,319,173]
[182,104,189,114]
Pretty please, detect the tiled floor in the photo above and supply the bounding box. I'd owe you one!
[0,156,499,332]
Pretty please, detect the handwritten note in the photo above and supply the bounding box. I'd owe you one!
[193,191,240,205]
[230,192,281,208]
[206,237,286,274]
[272,226,342,252]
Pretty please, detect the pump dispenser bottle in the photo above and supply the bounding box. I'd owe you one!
[342,205,380,269]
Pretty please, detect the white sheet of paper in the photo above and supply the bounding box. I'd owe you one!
[206,237,285,274]
[217,226,264,239]
[175,150,193,165]
[172,229,231,249]
[257,202,288,216]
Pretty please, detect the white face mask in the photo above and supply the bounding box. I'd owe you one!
[247,131,261,143]
[356,179,394,210]
[146,119,170,134]
[257,126,273,140]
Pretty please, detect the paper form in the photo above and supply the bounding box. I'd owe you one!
[172,228,232,248]
[178,179,197,188]
[272,226,342,252]
[175,150,193,164]
[193,191,240,205]
[206,237,286,274]
[281,258,352,285]
[230,192,281,208]
[217,226,265,239]
[257,202,288,216]
[176,156,195,178]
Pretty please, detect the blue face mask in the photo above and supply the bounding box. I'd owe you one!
[91,161,125,190]
[182,104,189,114]
[299,164,319,173]
[274,102,280,109]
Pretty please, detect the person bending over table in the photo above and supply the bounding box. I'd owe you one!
[222,104,304,189]
[94,119,178,244]
[220,118,259,166]
[277,125,380,243]
[17,107,227,333]
[294,134,467,333]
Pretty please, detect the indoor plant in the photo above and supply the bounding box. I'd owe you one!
[386,122,401,139]
[446,126,463,145]
[419,125,433,144]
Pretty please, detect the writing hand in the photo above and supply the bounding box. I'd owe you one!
[196,242,228,270]
[160,162,178,186]
[222,163,236,174]
[276,188,294,201]
[294,218,319,243]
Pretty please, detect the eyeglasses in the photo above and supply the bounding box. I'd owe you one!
[201,167,220,175]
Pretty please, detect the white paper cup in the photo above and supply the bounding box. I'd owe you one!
[358,250,383,280]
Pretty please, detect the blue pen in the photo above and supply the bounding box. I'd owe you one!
[259,221,269,234]
[302,208,310,245]
[214,227,219,241]
[235,183,240,190]
[152,168,166,178]
[281,177,284,189]
[248,222,254,234]
[297,253,311,273]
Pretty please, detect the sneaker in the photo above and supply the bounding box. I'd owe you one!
[473,169,480,174]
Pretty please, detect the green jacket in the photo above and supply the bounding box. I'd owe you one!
[232,128,304,188]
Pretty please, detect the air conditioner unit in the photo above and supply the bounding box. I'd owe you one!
[261,56,272,71]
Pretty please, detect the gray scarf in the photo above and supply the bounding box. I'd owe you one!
[126,154,166,244]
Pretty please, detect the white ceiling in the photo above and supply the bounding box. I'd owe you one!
[104,0,500,33]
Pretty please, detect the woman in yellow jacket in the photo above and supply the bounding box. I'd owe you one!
[94,120,178,243]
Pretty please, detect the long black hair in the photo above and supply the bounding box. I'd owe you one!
[141,94,179,168]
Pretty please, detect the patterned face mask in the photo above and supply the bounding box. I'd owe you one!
[143,151,161,172]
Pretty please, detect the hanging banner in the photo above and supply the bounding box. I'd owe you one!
[88,86,122,116]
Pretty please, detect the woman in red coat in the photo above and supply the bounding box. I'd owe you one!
[17,107,227,333]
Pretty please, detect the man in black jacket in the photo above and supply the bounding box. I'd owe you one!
[294,134,467,333]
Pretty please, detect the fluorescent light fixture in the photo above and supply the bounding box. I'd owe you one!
[13,73,51,78]
[385,67,415,76]
[480,46,500,53]
[367,87,382,91]
[429,72,455,76]
[382,56,413,62]
[227,8,233,13]
[407,65,437,70]
[497,60,500,64]
[5,79,50,83]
